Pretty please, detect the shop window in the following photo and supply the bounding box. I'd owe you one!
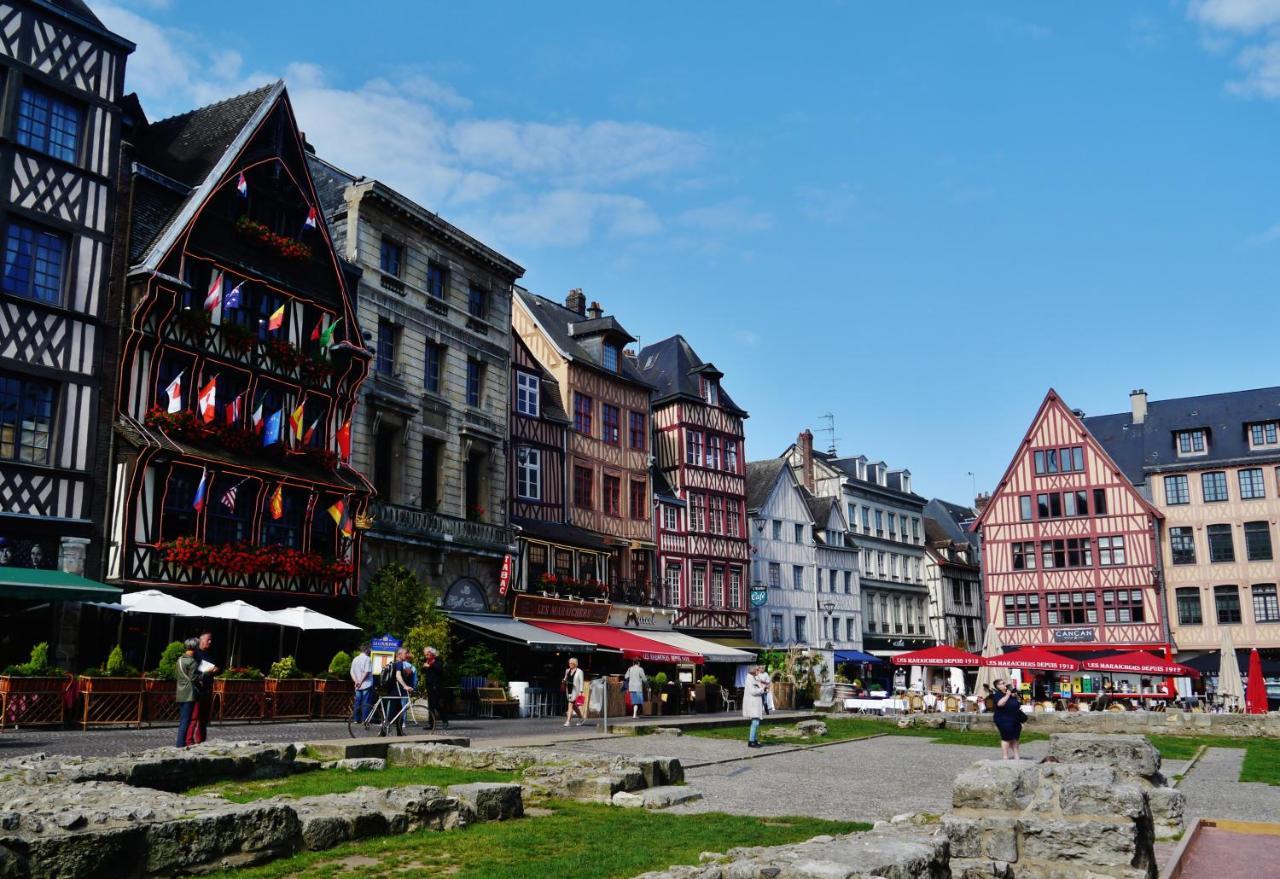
[160,465,200,540]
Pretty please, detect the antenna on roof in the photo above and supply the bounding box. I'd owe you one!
[819,413,839,457]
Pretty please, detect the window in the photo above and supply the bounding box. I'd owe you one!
[861,508,870,532]
[725,439,739,473]
[262,487,303,549]
[601,404,620,445]
[379,237,402,276]
[466,359,482,407]
[794,523,804,543]
[0,374,54,464]
[1202,471,1228,503]
[1067,537,1093,567]
[629,479,646,519]
[1208,524,1235,562]
[421,438,442,510]
[1102,589,1145,623]
[1002,594,1042,627]
[794,615,808,643]
[516,446,541,500]
[769,613,784,643]
[160,466,199,540]
[207,477,257,545]
[690,565,706,606]
[1249,422,1278,448]
[846,618,856,640]
[1037,493,1063,519]
[844,571,852,594]
[573,465,593,509]
[772,519,782,540]
[1245,521,1273,561]
[725,498,741,537]
[467,285,487,319]
[911,517,920,541]
[877,551,885,576]
[1253,584,1280,623]
[602,343,619,372]
[602,475,620,516]
[1164,475,1189,505]
[729,568,742,608]
[1040,539,1089,569]
[875,510,883,535]
[426,261,447,299]
[887,512,896,537]
[375,320,396,375]
[1093,488,1107,515]
[686,429,705,465]
[1019,495,1032,521]
[423,342,443,394]
[662,504,680,532]
[1215,585,1242,624]
[629,412,646,449]
[1176,588,1203,625]
[768,562,781,588]
[16,87,80,163]
[1097,536,1126,566]
[2,221,67,304]
[702,378,719,405]
[1013,542,1036,570]
[792,565,804,590]
[515,370,539,416]
[1178,429,1207,454]
[689,493,705,531]
[1170,527,1196,565]
[1239,468,1266,500]
[1064,490,1089,517]
[1045,591,1096,625]
[573,393,592,435]
[706,434,722,469]
[1034,446,1084,474]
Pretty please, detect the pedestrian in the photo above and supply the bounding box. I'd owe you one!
[186,631,220,745]
[758,664,774,714]
[623,657,646,718]
[743,665,767,748]
[174,638,200,748]
[392,648,415,734]
[563,657,585,726]
[992,678,1025,760]
[350,643,373,723]
[421,646,449,730]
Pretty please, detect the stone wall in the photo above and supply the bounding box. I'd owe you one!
[883,708,1280,738]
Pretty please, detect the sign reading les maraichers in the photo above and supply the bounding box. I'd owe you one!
[512,593,611,624]
[1052,627,1097,644]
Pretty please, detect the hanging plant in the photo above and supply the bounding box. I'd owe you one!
[173,307,212,337]
[235,215,312,261]
[264,338,304,370]
[298,446,338,472]
[144,407,210,442]
[158,537,353,582]
[210,423,259,456]
[300,356,333,383]
[220,321,258,354]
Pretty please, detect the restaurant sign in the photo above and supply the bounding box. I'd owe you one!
[750,587,768,608]
[1053,627,1097,644]
[444,579,489,614]
[609,605,674,631]
[512,593,611,624]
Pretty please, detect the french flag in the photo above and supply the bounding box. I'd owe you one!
[237,172,248,197]
[251,400,264,435]
[192,470,208,512]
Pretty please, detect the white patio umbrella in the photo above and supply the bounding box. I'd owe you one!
[1217,629,1244,710]
[974,623,1004,698]
[121,589,206,669]
[202,600,278,666]
[267,606,360,659]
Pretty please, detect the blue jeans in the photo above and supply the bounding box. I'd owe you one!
[176,700,196,748]
[749,718,760,743]
[352,686,373,722]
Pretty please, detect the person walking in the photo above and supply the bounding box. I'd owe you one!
[623,658,646,718]
[758,664,775,714]
[743,665,767,748]
[350,643,373,723]
[174,638,200,748]
[421,646,448,730]
[186,631,219,745]
[992,678,1025,760]
[563,657,585,726]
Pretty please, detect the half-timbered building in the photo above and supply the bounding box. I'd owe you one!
[973,390,1166,654]
[0,0,131,581]
[637,335,750,639]
[512,289,654,596]
[923,515,983,650]
[104,82,372,609]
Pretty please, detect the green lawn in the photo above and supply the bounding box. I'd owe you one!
[1146,734,1280,785]
[189,766,519,803]
[204,800,869,879]
[685,716,1048,748]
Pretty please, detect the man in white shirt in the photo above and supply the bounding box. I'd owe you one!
[623,658,647,718]
[350,643,373,722]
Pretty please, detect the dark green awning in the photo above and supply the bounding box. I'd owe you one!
[0,566,123,602]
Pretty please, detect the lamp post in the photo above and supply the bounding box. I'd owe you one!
[822,600,836,651]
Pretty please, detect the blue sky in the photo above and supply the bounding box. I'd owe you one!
[98,1,1280,505]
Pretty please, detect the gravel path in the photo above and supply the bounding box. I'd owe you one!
[1178,747,1280,824]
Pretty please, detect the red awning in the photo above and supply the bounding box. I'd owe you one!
[1081,651,1200,678]
[890,645,985,667]
[529,622,704,664]
[995,646,1081,672]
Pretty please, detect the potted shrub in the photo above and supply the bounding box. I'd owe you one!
[143,641,185,723]
[265,655,313,720]
[694,673,722,713]
[0,642,68,729]
[77,645,144,729]
[313,650,354,718]
[213,666,266,722]
[648,672,669,716]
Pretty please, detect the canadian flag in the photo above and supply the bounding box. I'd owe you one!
[197,376,217,423]
[165,372,183,414]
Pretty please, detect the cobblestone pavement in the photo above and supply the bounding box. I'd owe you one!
[1178,747,1280,824]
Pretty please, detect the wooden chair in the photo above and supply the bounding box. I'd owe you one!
[908,694,925,713]
[477,686,520,718]
[944,695,959,713]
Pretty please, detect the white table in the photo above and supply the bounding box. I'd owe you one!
[844,697,908,715]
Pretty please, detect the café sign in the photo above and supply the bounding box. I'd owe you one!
[750,587,768,608]
[512,593,611,625]
[1052,627,1097,644]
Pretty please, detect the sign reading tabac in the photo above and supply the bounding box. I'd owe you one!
[512,593,611,624]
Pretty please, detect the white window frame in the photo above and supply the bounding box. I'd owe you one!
[515,371,540,417]
[690,565,706,606]
[516,446,541,500]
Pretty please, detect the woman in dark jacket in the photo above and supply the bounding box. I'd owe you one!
[992,677,1025,760]
[174,638,200,748]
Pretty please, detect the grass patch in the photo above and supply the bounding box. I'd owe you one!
[204,799,868,879]
[685,716,1048,748]
[1147,734,1280,785]
[189,765,519,803]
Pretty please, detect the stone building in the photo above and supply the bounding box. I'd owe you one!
[745,458,818,651]
[309,157,523,612]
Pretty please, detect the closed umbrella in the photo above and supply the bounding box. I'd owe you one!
[1217,630,1244,710]
[1245,648,1269,715]
[974,624,1004,696]
[202,600,277,666]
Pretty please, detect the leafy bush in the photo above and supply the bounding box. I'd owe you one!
[699,674,718,686]
[327,650,352,678]
[221,666,264,681]
[268,656,305,679]
[2,642,61,677]
[402,604,453,673]
[454,644,505,686]
[650,672,668,688]
[356,562,425,639]
[149,641,186,679]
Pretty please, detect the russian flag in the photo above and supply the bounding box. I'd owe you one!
[302,417,320,446]
[224,281,243,310]
[192,470,208,512]
[197,375,217,424]
[237,171,248,197]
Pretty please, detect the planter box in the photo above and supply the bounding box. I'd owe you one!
[0,675,68,729]
[770,681,796,711]
[143,677,179,724]
[312,678,353,719]
[265,677,313,720]
[213,678,265,722]
[77,676,145,729]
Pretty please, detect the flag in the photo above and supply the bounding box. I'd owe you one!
[289,401,305,442]
[302,417,320,446]
[197,375,217,423]
[203,270,222,313]
[319,317,342,349]
[221,479,242,513]
[165,372,183,414]
[269,484,283,520]
[251,399,264,434]
[309,316,324,342]
[225,392,243,425]
[192,470,208,512]
[236,171,248,197]
[263,409,282,446]
[267,304,285,332]
[303,207,317,230]
[328,498,353,539]
[336,418,351,460]
[224,281,243,310]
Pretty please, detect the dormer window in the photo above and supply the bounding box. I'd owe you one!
[701,377,719,406]
[1249,422,1279,449]
[1176,429,1207,457]
[602,343,619,372]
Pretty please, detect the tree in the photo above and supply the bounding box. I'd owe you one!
[403,603,453,669]
[356,562,426,638]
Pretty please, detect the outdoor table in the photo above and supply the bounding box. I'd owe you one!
[844,697,908,715]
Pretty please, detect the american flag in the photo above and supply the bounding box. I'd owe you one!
[221,479,243,513]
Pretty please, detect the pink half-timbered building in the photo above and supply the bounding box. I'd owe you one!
[974,390,1167,654]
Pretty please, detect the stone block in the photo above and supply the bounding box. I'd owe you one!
[1046,734,1161,777]
[1148,786,1185,840]
[952,761,1041,811]
[797,720,828,736]
[639,786,703,809]
[950,858,1014,879]
[942,815,981,858]
[143,801,301,874]
[1018,819,1144,869]
[447,783,523,821]
[652,727,683,736]
[611,791,645,808]
[334,758,386,771]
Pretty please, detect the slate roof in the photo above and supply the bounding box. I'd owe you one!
[307,154,358,220]
[800,487,836,528]
[514,290,651,388]
[636,335,747,417]
[745,458,787,513]
[924,498,981,552]
[651,465,682,504]
[1082,386,1280,484]
[814,451,928,504]
[924,516,979,570]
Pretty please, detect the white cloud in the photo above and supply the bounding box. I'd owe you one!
[1243,221,1280,246]
[676,198,772,233]
[1190,0,1280,32]
[1188,0,1280,97]
[470,191,662,249]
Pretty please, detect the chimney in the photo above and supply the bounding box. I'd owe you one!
[565,288,586,315]
[1130,389,1148,425]
[586,300,603,319]
[974,492,992,515]
[799,430,815,492]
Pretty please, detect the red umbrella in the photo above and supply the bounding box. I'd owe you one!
[1245,648,1269,715]
[997,646,1080,672]
[890,644,985,667]
[1082,651,1199,678]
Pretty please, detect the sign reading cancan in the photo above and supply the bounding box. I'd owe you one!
[512,593,611,624]
[1052,627,1097,643]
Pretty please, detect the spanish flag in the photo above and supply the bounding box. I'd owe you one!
[289,401,305,441]
[267,303,285,332]
[269,484,284,520]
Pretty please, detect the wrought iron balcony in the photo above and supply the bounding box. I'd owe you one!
[368,501,514,552]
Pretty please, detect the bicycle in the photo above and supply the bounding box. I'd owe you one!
[348,690,413,738]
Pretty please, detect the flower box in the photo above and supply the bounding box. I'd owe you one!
[143,677,179,724]
[265,677,314,720]
[312,678,353,719]
[236,215,313,261]
[213,678,265,722]
[77,675,145,729]
[0,675,69,729]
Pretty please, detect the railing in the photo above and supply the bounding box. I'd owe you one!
[608,579,662,606]
[369,501,514,550]
[126,544,346,596]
